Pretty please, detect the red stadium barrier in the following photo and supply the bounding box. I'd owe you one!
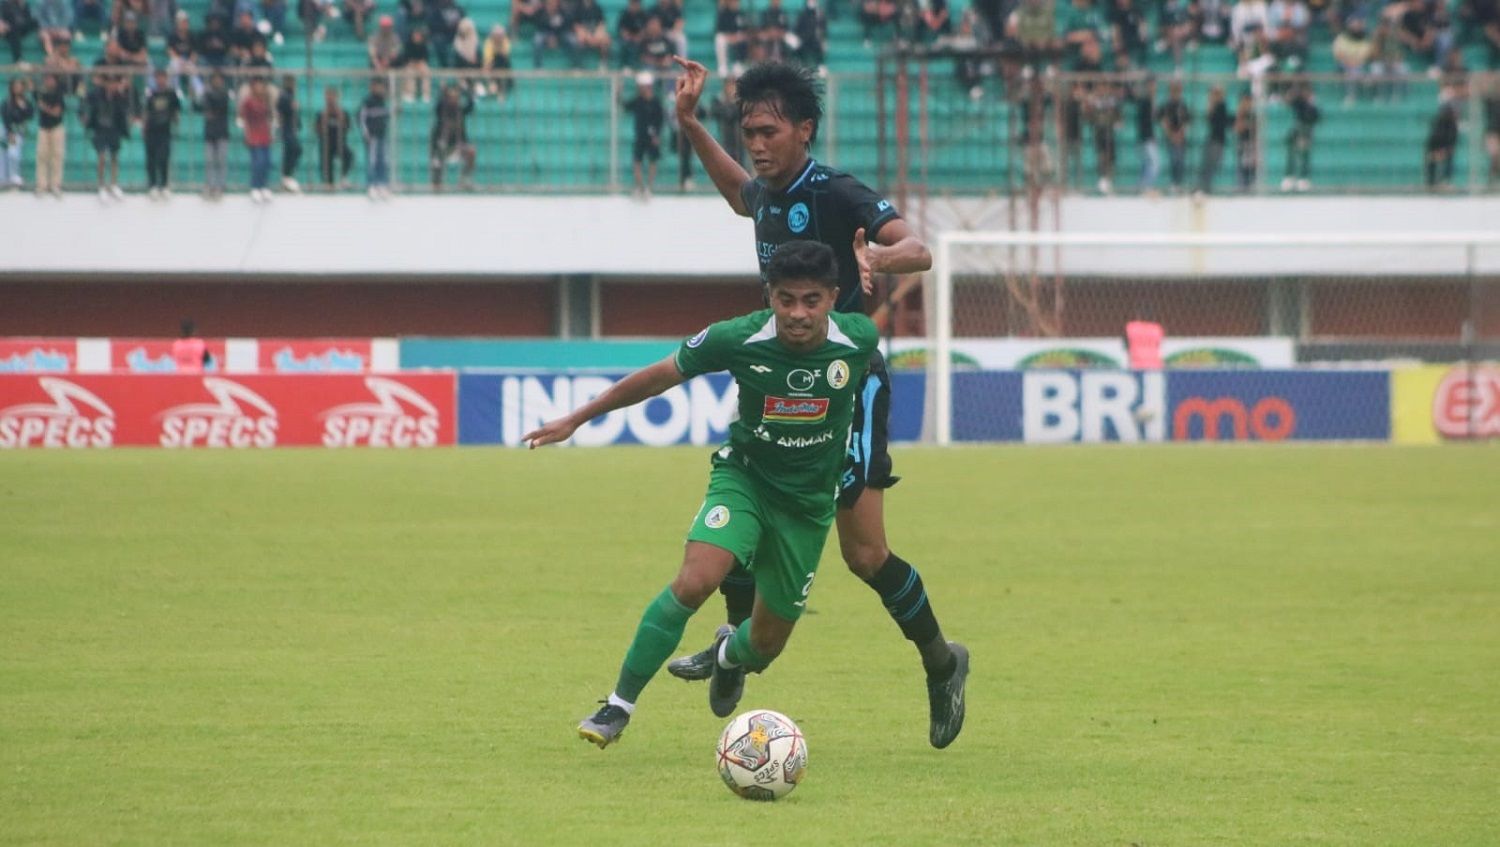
[0,374,455,448]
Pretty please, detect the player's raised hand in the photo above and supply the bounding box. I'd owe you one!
[853,227,875,296]
[524,416,579,449]
[672,56,709,118]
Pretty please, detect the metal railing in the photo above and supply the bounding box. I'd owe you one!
[3,64,1497,195]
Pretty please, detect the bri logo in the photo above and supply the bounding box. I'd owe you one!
[762,395,829,424]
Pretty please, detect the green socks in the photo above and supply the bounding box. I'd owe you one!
[614,586,696,703]
[724,619,772,672]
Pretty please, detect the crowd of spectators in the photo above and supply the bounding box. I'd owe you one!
[1,0,1500,196]
[0,0,836,197]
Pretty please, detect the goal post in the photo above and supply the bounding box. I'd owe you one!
[926,231,1500,445]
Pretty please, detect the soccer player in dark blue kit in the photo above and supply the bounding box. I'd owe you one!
[667,57,969,749]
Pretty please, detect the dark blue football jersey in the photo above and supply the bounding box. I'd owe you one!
[739,158,901,314]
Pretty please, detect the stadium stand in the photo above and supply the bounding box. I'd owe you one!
[1,0,1498,194]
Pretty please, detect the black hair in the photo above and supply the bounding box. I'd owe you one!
[766,241,838,289]
[735,61,823,144]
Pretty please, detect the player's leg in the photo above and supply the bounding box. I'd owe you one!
[579,467,762,747]
[708,501,824,717]
[837,351,969,749]
[579,541,740,749]
[665,560,752,682]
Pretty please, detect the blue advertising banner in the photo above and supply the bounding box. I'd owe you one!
[1166,371,1389,441]
[458,368,1391,446]
[459,372,738,446]
[905,369,1390,443]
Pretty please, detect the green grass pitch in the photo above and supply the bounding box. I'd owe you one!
[2,446,1497,845]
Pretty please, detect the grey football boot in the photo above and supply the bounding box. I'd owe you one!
[927,642,969,749]
[708,626,746,718]
[577,701,631,749]
[666,623,734,682]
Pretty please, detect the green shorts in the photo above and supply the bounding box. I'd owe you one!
[686,459,833,622]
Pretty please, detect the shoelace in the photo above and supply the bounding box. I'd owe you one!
[591,701,629,724]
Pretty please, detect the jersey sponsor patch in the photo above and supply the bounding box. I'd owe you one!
[705,505,731,528]
[827,360,849,389]
[687,327,709,348]
[763,396,829,424]
[787,368,820,392]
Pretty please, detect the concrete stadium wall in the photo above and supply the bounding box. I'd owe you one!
[4,194,1500,277]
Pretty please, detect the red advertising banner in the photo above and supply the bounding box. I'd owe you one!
[0,374,455,448]
[111,339,231,373]
[258,339,375,372]
[0,338,77,372]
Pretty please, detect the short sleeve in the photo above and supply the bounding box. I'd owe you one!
[832,175,901,241]
[674,322,732,378]
[738,178,760,215]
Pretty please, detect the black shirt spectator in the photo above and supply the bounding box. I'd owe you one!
[1206,97,1231,144]
[359,89,389,138]
[198,86,231,141]
[761,0,790,33]
[142,84,180,132]
[1134,88,1155,141]
[651,0,681,32]
[403,27,431,63]
[1113,0,1147,61]
[84,82,132,141]
[538,0,571,38]
[428,0,465,48]
[625,86,664,142]
[1156,97,1191,137]
[794,0,827,65]
[1,0,39,64]
[37,87,66,130]
[716,2,747,36]
[197,18,232,66]
[618,0,649,42]
[229,13,266,62]
[115,16,149,63]
[1,88,34,137]
[167,24,195,61]
[638,17,673,69]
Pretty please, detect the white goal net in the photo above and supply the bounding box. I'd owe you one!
[921,232,1500,445]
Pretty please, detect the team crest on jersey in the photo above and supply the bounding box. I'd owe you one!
[705,505,731,529]
[827,360,850,389]
[687,328,709,348]
[763,396,829,424]
[788,202,810,233]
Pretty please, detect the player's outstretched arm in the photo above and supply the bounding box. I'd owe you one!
[524,355,686,448]
[672,56,753,217]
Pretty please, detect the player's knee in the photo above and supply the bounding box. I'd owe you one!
[840,539,890,579]
[669,571,718,609]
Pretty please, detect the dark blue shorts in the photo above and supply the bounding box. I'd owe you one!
[838,347,898,509]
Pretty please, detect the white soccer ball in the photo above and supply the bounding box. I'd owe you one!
[715,709,807,801]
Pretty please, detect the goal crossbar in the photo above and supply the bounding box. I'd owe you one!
[928,231,1500,445]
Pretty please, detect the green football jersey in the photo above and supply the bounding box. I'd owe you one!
[675,308,879,515]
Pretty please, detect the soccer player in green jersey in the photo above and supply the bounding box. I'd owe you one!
[666,57,969,749]
[525,241,879,748]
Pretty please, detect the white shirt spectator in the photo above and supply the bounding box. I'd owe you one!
[1230,0,1270,46]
